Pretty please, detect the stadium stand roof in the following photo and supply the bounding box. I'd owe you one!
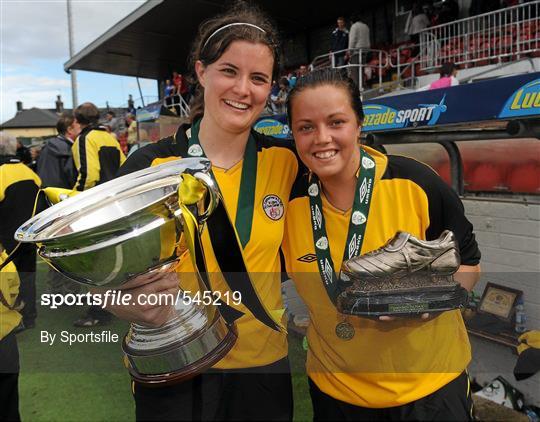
[64,0,375,80]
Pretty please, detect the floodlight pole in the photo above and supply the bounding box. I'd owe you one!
[67,0,78,108]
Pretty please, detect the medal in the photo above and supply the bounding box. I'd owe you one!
[335,321,355,340]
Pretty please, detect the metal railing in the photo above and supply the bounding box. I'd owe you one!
[418,1,540,71]
[310,48,391,92]
[164,94,190,117]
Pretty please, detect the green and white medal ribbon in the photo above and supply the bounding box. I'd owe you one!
[187,119,257,247]
[186,119,285,332]
[308,148,376,305]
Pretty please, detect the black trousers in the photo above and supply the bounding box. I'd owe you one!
[0,332,20,421]
[309,371,474,421]
[134,357,293,421]
[3,239,37,325]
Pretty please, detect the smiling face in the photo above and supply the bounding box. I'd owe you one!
[291,84,361,182]
[195,40,273,135]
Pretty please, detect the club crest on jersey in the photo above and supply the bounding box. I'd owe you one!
[308,183,319,197]
[316,236,329,250]
[362,156,375,169]
[188,144,203,157]
[262,195,284,221]
[351,211,367,225]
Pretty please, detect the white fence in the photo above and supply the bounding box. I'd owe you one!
[419,1,540,71]
[310,48,391,92]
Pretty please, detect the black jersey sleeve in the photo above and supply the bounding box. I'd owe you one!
[117,140,171,177]
[385,156,481,265]
[117,125,190,177]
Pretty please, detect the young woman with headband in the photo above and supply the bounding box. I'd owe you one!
[282,68,481,420]
[107,3,297,421]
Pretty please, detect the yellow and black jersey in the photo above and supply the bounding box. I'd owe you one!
[72,125,126,191]
[0,250,21,340]
[118,124,299,369]
[282,146,481,408]
[0,156,41,250]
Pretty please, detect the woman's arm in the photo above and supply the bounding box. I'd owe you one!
[454,264,481,292]
[91,270,180,327]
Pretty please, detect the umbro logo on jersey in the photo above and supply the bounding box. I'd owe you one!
[297,254,317,263]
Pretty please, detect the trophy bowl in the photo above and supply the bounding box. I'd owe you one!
[337,230,469,317]
[15,157,236,385]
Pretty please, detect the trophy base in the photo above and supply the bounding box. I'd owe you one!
[337,284,469,317]
[123,313,237,387]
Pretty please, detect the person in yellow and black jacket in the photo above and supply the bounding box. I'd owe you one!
[0,132,42,331]
[0,249,22,421]
[104,4,299,421]
[71,103,126,327]
[281,69,481,420]
[72,102,126,192]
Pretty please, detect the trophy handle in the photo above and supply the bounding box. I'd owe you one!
[192,171,220,223]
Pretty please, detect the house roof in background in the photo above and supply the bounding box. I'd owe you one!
[0,108,61,129]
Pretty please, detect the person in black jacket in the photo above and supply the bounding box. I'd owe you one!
[37,115,83,296]
[36,114,79,189]
[330,16,349,67]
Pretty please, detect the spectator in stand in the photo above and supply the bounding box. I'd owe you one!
[288,72,297,89]
[330,16,349,67]
[172,71,183,95]
[179,76,189,101]
[104,111,125,139]
[164,79,175,97]
[348,13,371,88]
[0,132,42,332]
[298,64,308,78]
[272,77,289,114]
[269,80,280,113]
[127,94,136,115]
[71,102,126,327]
[429,62,459,89]
[270,79,280,97]
[125,113,138,151]
[407,3,431,45]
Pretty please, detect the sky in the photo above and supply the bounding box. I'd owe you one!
[1,0,158,124]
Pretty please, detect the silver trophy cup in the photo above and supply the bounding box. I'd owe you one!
[15,158,236,385]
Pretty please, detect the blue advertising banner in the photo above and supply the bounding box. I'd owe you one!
[253,115,290,138]
[362,72,540,132]
[136,102,162,122]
